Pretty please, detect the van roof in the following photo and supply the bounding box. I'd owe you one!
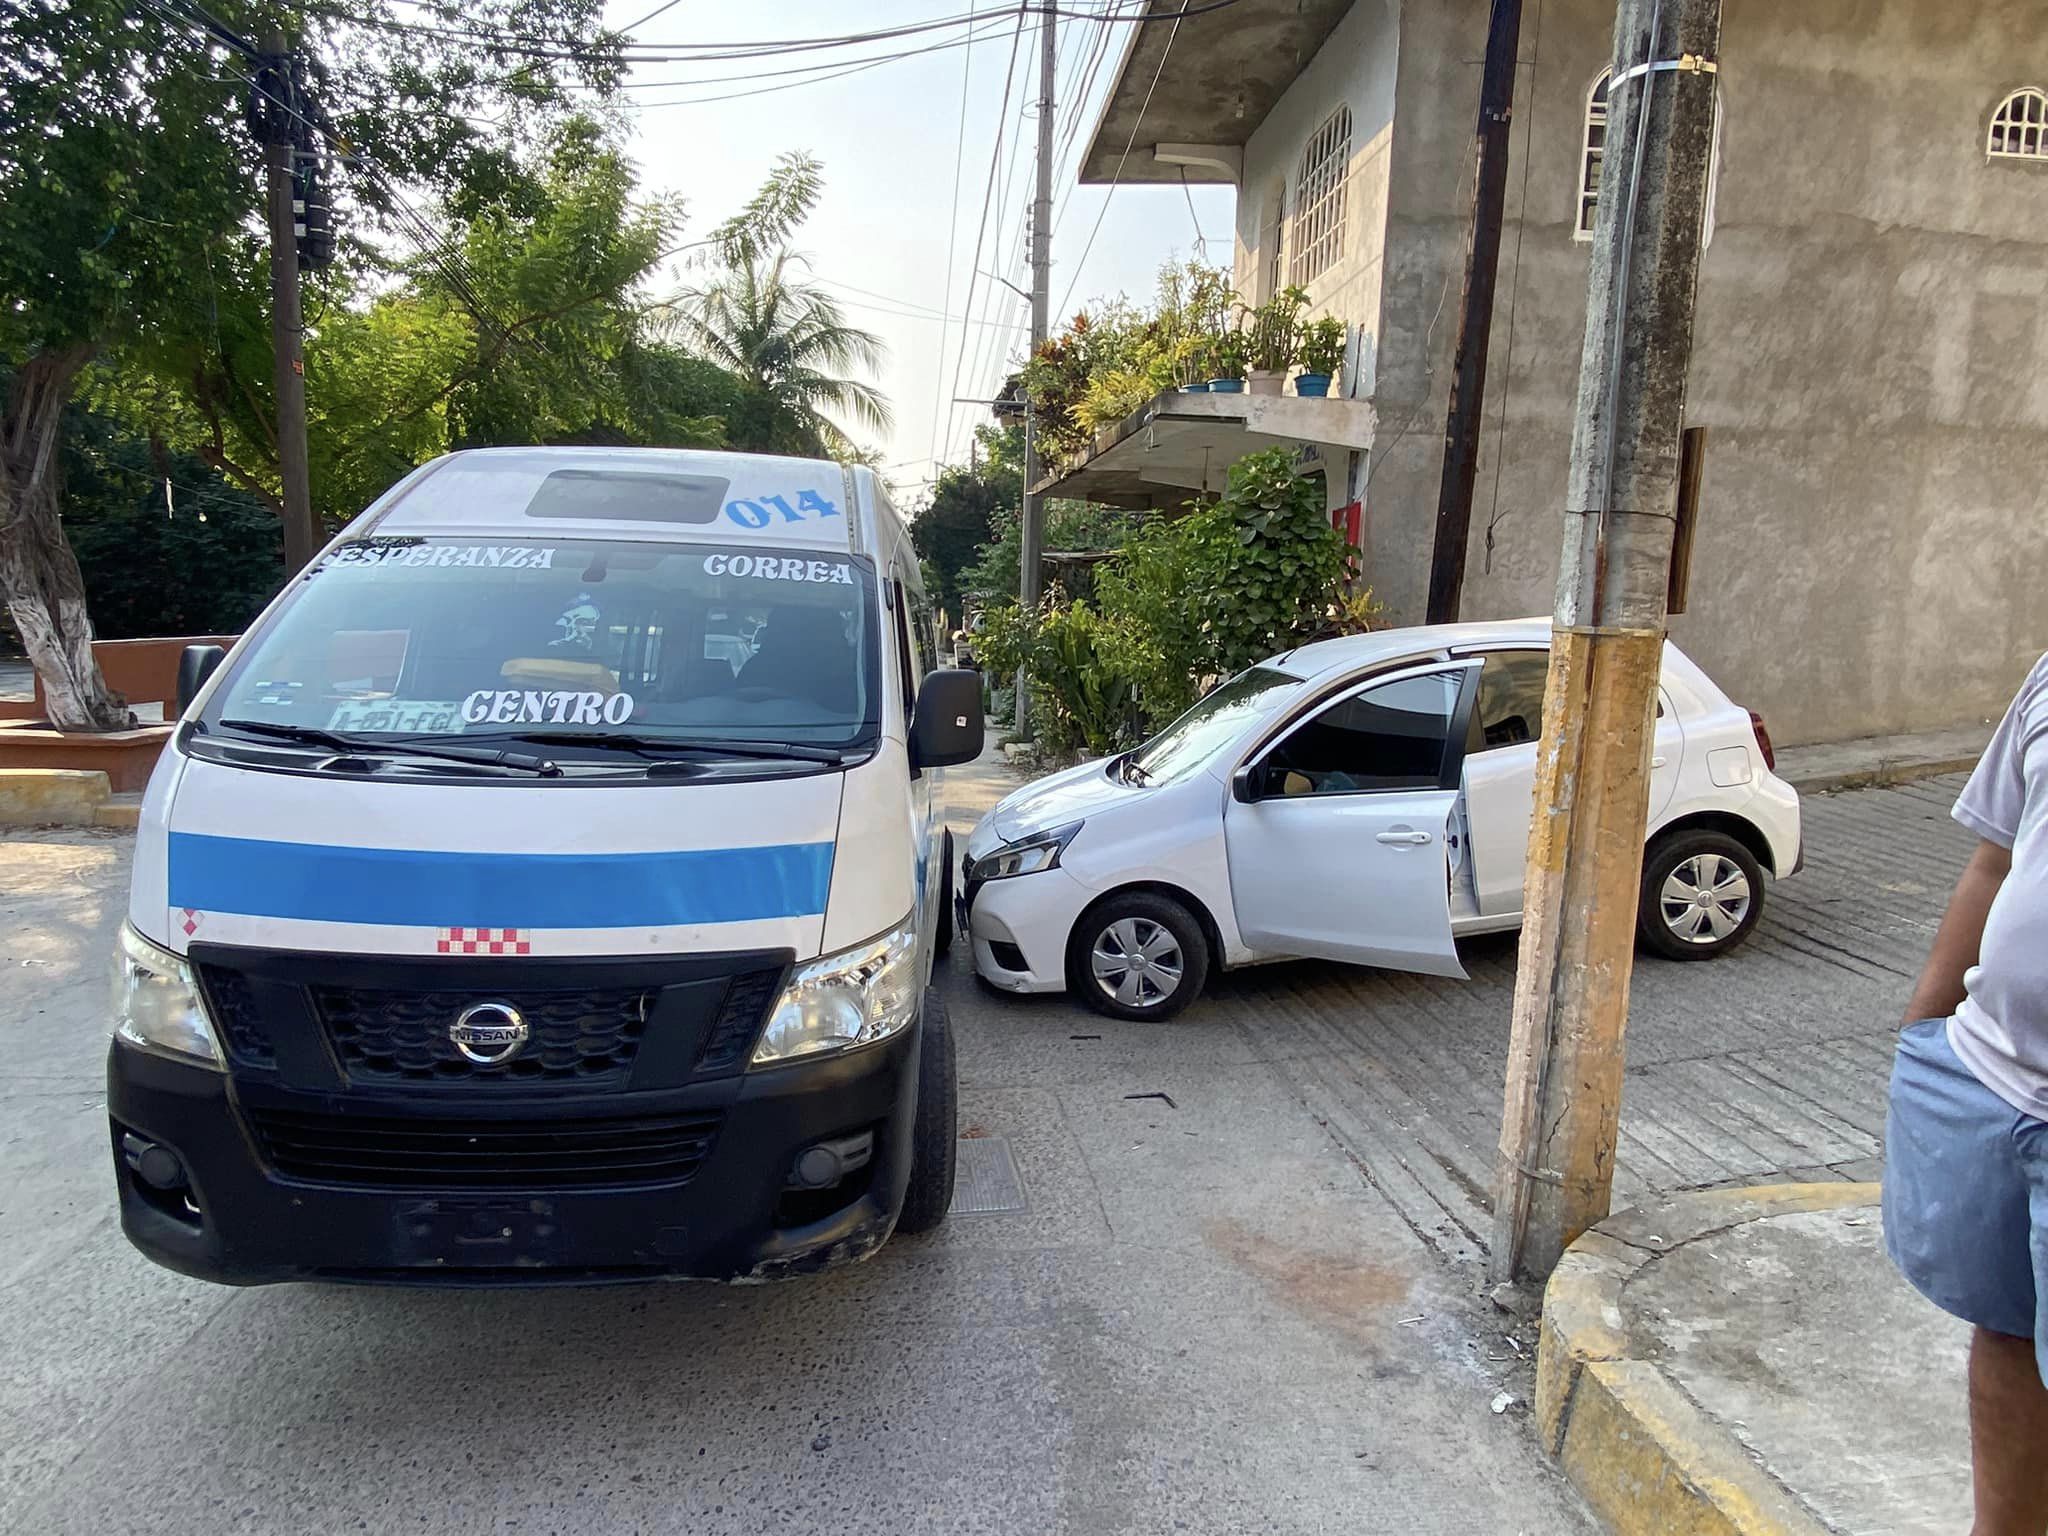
[365,447,867,554]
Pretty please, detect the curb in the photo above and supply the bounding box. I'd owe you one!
[1536,1181,1880,1536]
[0,767,113,827]
[1783,755,1981,796]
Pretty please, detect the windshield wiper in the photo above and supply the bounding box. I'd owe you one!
[213,719,560,776]
[459,730,847,765]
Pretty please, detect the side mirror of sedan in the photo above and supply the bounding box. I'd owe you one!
[1231,765,1259,804]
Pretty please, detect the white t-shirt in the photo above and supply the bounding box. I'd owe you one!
[1950,652,2048,1121]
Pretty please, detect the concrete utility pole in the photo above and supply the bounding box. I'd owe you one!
[1426,0,1525,625]
[1015,1,1055,738]
[1490,0,1722,1283]
[260,33,320,576]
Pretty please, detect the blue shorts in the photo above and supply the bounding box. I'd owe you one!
[1884,1016,2048,1386]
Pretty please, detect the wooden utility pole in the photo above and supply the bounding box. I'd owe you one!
[1490,0,1722,1283]
[259,34,320,576]
[1015,1,1055,737]
[1426,0,1525,625]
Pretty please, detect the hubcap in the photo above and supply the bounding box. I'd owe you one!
[1090,917,1185,1008]
[1659,853,1752,944]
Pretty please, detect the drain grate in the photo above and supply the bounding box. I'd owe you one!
[952,1135,1027,1215]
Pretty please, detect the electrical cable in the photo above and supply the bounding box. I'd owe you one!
[938,9,1028,472]
[1050,4,1194,319]
[927,2,980,474]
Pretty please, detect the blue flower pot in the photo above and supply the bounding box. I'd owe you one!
[1181,381,1210,392]
[1294,373,1332,397]
[1208,378,1245,394]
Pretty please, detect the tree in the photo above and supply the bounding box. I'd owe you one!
[913,428,1022,611]
[0,0,617,727]
[668,248,890,459]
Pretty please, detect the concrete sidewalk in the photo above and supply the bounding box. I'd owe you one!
[1775,724,1991,795]
[1539,1183,1971,1536]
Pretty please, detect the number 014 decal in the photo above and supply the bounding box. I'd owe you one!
[724,489,839,530]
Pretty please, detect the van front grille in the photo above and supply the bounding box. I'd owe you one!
[311,985,653,1087]
[245,1105,723,1189]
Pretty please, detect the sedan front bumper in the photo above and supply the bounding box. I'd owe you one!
[962,865,1094,994]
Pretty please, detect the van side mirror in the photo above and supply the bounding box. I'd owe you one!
[911,669,984,769]
[176,644,227,714]
[1231,765,1259,804]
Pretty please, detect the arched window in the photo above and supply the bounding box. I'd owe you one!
[1988,87,2048,160]
[1574,70,1610,241]
[1290,106,1351,285]
[1575,66,1723,243]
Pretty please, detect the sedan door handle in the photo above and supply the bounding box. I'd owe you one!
[1376,829,1433,847]
[1651,756,1668,768]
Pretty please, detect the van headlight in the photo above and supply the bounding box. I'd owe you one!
[967,821,1081,882]
[112,923,224,1068]
[752,914,919,1067]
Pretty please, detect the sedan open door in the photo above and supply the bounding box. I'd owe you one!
[1222,660,1479,978]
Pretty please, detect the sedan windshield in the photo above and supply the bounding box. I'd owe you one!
[1128,666,1302,784]
[205,536,879,753]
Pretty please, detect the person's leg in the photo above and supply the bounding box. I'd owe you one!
[1885,1019,2040,1530]
[1968,1327,2048,1536]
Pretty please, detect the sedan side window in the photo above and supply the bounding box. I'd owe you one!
[1261,670,1462,797]
[1472,649,1549,751]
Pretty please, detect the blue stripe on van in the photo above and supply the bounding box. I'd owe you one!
[167,833,834,929]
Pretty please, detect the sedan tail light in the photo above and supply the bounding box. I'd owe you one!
[1747,709,1777,773]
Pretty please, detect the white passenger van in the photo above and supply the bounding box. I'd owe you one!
[108,448,983,1284]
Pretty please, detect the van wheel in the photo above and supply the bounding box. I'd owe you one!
[895,989,957,1235]
[1067,891,1210,1021]
[1638,829,1766,960]
[934,830,955,958]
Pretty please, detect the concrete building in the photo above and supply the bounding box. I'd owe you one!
[1040,0,2048,744]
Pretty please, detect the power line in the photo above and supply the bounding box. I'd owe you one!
[938,9,1028,473]
[927,5,980,475]
[1052,4,1183,319]
[622,16,1022,109]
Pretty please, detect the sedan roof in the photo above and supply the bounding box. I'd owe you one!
[1271,618,1555,683]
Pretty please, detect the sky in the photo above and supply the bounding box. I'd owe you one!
[593,0,1237,500]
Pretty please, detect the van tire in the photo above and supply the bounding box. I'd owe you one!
[934,830,956,958]
[1638,829,1766,961]
[895,989,957,1235]
[1067,891,1210,1022]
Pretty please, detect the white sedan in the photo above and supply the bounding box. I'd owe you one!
[961,619,1802,1020]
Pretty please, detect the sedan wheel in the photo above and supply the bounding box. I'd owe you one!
[1091,917,1185,1009]
[1637,830,1766,961]
[1067,891,1211,1021]
[1658,852,1752,945]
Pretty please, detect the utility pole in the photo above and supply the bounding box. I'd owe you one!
[1016,0,1055,738]
[258,33,320,576]
[1426,0,1524,625]
[1490,0,1721,1283]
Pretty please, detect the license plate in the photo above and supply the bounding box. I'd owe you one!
[326,700,464,734]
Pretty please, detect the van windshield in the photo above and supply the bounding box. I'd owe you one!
[205,536,880,751]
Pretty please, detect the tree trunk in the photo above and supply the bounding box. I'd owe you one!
[0,347,135,733]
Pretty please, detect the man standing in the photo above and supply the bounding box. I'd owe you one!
[1888,653,2048,1535]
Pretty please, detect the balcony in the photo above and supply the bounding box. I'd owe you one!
[1030,389,1377,509]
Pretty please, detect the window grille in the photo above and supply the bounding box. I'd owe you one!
[1989,88,2048,160]
[1289,106,1351,285]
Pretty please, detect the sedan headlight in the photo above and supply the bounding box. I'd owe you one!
[752,913,919,1067]
[112,923,223,1068]
[968,821,1082,882]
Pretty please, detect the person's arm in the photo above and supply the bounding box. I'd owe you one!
[1903,838,2013,1025]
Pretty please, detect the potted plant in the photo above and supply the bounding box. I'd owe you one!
[1208,328,1250,392]
[1295,316,1348,397]
[1246,285,1307,395]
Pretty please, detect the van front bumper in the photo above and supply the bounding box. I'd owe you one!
[107,1025,921,1287]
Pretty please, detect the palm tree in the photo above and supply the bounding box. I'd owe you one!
[671,249,891,458]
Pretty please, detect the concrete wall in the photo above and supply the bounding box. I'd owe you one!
[1234,0,1401,399]
[1360,0,2048,744]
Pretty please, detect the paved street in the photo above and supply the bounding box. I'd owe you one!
[0,760,1968,1534]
